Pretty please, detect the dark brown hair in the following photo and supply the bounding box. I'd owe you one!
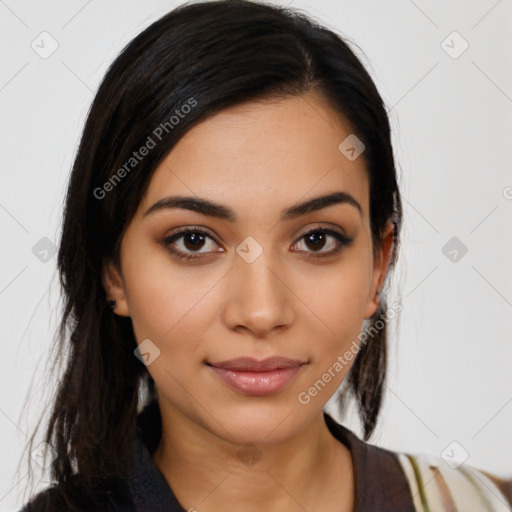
[20,0,402,509]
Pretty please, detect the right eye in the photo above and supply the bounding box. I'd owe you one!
[163,227,224,261]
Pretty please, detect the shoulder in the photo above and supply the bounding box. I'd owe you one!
[394,450,512,511]
[18,478,135,512]
[18,485,68,512]
[325,414,512,511]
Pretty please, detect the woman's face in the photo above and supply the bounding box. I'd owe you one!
[104,92,394,446]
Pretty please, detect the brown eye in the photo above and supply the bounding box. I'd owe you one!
[292,228,353,258]
[163,226,353,262]
[304,231,328,250]
[163,228,222,261]
[182,232,206,251]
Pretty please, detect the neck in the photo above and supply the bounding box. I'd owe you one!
[152,405,354,512]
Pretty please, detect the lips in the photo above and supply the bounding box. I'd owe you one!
[207,356,305,371]
[206,357,307,395]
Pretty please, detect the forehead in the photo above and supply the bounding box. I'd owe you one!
[138,92,370,221]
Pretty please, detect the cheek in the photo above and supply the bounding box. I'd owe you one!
[294,258,373,404]
[315,269,369,311]
[305,253,373,355]
[122,247,220,358]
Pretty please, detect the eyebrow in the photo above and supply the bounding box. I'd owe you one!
[143,191,362,221]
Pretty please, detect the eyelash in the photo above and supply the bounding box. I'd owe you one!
[163,226,353,262]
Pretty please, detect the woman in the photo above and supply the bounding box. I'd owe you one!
[19,1,511,511]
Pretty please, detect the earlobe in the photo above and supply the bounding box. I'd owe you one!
[102,261,131,317]
[364,291,380,320]
[364,221,395,319]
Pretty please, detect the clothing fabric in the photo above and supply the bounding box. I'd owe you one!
[20,399,512,511]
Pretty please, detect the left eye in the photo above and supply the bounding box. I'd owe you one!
[163,227,353,261]
[291,228,353,258]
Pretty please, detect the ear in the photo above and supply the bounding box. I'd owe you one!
[102,260,131,317]
[364,220,395,319]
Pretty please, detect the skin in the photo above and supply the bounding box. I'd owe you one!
[103,91,394,512]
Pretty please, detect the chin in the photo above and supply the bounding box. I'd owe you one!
[207,401,309,446]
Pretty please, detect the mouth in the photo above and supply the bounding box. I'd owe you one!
[206,357,307,396]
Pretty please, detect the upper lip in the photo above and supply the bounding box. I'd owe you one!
[207,356,306,372]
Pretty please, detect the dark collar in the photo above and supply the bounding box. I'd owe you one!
[323,413,416,511]
[128,401,415,512]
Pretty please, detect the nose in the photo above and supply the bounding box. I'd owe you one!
[221,247,294,339]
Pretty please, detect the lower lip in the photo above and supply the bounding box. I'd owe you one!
[208,365,304,396]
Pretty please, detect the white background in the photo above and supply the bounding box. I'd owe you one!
[1,0,511,510]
